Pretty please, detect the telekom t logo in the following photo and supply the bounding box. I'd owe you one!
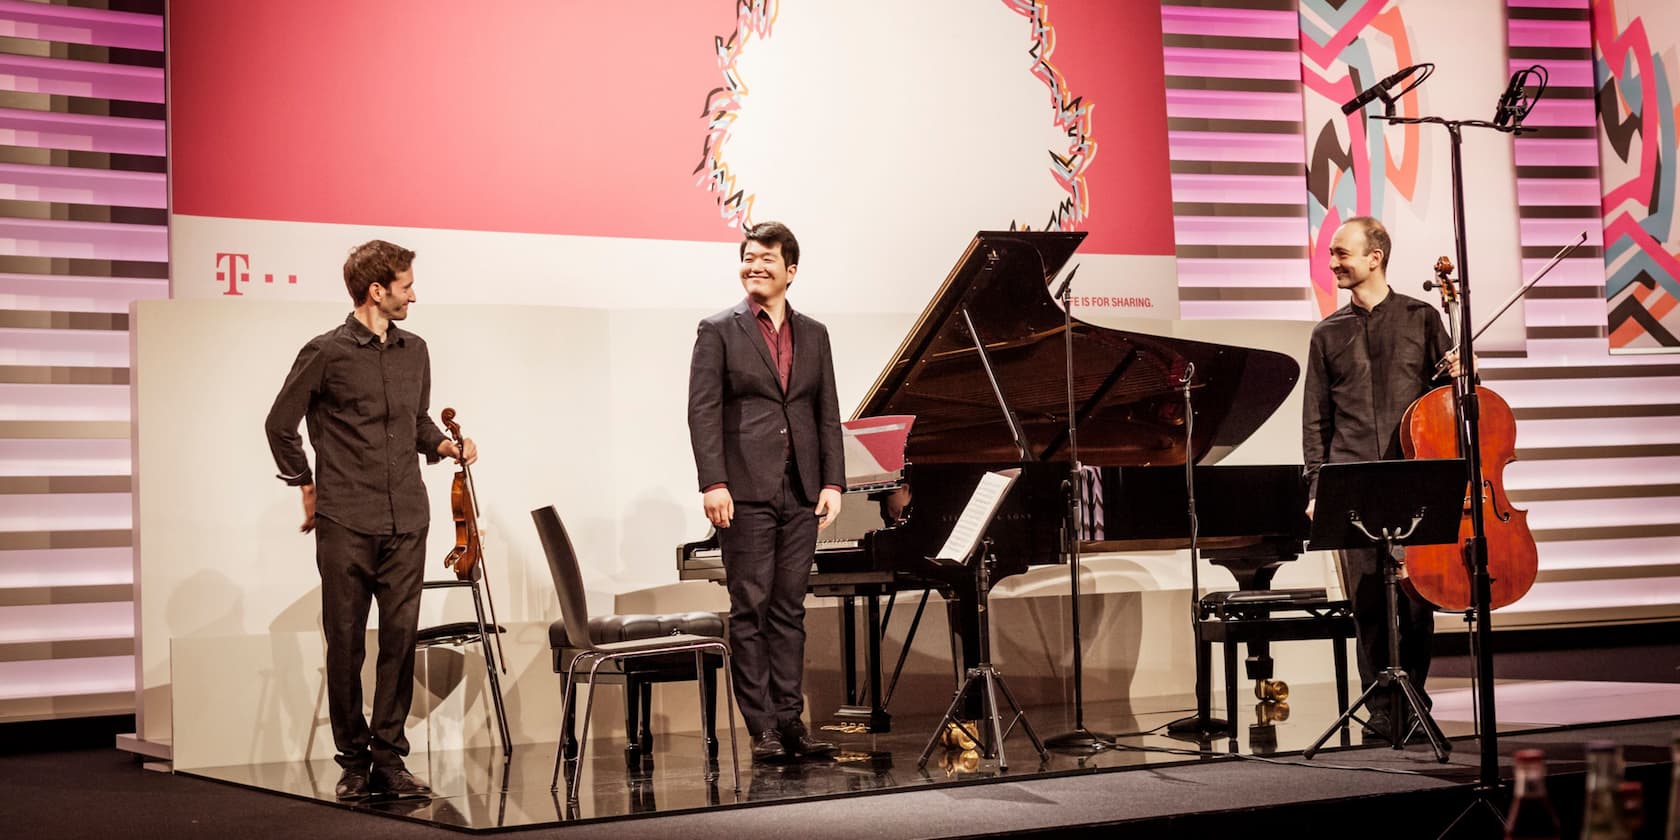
[217,252,298,296]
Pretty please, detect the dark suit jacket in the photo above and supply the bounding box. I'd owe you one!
[688,299,845,503]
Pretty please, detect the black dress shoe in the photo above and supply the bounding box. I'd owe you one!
[370,768,433,799]
[751,728,789,763]
[334,766,371,801]
[778,719,837,758]
[1360,713,1393,740]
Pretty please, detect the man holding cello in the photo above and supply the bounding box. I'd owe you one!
[265,240,476,800]
[1303,217,1460,741]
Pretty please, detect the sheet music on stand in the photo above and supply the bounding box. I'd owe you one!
[931,468,1021,566]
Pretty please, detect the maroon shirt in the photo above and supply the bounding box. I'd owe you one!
[749,299,794,391]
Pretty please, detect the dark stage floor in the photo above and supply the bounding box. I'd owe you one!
[173,677,1680,834]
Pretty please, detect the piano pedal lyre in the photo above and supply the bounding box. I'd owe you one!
[937,748,982,775]
[940,720,979,751]
[1254,699,1290,725]
[1249,700,1289,752]
[1254,678,1289,703]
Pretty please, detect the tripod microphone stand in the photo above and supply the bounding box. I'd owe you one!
[1343,61,1549,834]
[1163,362,1232,740]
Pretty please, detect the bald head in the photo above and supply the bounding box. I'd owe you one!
[1338,216,1391,271]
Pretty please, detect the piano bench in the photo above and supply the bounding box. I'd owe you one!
[1193,592,1355,733]
[550,611,725,768]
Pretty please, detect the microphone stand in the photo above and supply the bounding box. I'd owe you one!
[1165,363,1228,740]
[1043,267,1111,752]
[1370,67,1542,834]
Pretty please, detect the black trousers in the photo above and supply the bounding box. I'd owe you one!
[1340,545,1435,716]
[718,468,817,736]
[315,515,428,770]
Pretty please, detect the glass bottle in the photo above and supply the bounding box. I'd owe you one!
[1617,780,1644,837]
[1582,740,1629,840]
[1505,748,1560,840]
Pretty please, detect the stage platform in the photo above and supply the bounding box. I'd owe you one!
[174,677,1680,837]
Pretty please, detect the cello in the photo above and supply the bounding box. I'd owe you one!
[440,407,508,674]
[1398,257,1538,611]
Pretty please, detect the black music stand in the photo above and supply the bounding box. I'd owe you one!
[1301,458,1465,763]
[914,539,1049,771]
[915,471,1048,772]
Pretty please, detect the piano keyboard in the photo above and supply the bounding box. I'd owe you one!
[680,539,865,581]
[684,539,862,566]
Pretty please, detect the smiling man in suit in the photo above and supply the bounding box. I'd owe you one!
[687,220,845,762]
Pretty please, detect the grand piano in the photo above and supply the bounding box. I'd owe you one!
[680,230,1310,731]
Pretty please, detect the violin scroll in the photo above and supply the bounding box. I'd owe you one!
[441,407,462,456]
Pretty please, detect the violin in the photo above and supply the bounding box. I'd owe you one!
[440,407,507,673]
[1397,258,1538,611]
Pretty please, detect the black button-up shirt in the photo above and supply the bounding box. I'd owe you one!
[1303,289,1452,500]
[265,314,448,535]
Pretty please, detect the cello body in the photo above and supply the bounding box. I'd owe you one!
[1399,385,1536,611]
[1398,260,1538,612]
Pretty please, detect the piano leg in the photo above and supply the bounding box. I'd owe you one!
[865,594,890,732]
[825,586,894,732]
[945,585,985,722]
[946,619,964,689]
[840,596,859,706]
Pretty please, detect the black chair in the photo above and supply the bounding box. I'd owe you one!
[537,513,726,767]
[414,576,511,754]
[530,505,739,802]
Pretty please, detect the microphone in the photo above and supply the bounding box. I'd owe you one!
[1053,264,1080,301]
[1341,65,1423,115]
[1493,65,1547,128]
[1492,70,1525,127]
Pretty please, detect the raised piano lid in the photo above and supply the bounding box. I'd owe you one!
[852,230,1298,467]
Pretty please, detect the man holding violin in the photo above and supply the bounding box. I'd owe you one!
[1303,216,1460,742]
[265,240,477,800]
